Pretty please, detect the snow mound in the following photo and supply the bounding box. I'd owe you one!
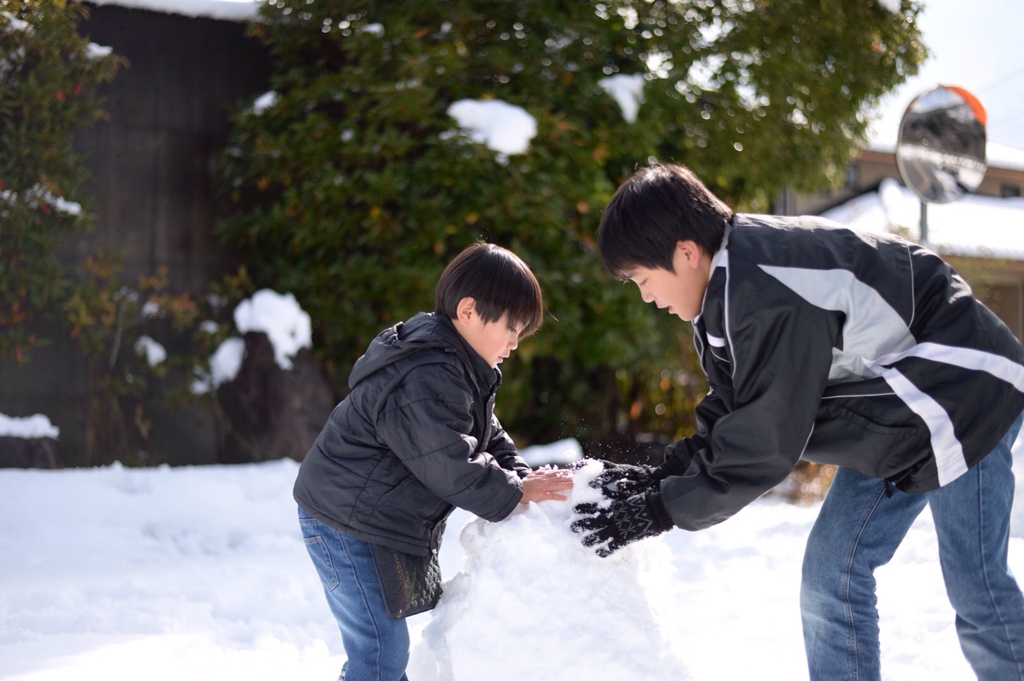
[409,460,689,680]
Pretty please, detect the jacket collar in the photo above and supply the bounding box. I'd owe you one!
[436,314,502,392]
[694,219,732,325]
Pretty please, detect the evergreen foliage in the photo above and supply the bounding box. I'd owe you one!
[0,0,123,361]
[218,0,924,448]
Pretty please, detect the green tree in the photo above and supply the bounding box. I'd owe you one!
[217,0,924,451]
[0,0,123,361]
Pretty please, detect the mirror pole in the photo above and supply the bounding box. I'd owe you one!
[920,201,929,244]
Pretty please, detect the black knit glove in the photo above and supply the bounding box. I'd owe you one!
[570,492,675,557]
[588,457,688,501]
[588,461,658,501]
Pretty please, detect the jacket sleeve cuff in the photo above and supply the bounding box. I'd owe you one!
[654,452,688,480]
[645,491,675,531]
[657,433,712,480]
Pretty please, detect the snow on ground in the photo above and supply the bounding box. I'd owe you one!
[6,435,1024,680]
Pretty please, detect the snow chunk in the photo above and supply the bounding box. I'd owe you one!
[518,437,583,467]
[251,91,278,115]
[86,43,113,59]
[599,73,645,124]
[447,99,537,157]
[233,289,312,371]
[134,335,167,367]
[1,11,31,33]
[190,290,311,393]
[1,185,82,216]
[0,413,59,439]
[191,336,245,394]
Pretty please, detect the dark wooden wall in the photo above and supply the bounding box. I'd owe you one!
[76,3,272,289]
[0,4,271,466]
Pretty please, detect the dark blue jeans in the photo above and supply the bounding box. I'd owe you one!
[298,506,410,681]
[801,413,1024,680]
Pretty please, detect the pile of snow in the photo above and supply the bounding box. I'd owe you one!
[410,460,686,680]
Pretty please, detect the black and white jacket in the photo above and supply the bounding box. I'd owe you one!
[660,214,1024,531]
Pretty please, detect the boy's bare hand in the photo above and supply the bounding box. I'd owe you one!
[519,468,574,504]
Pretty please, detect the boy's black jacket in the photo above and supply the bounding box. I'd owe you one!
[660,214,1024,531]
[293,312,529,556]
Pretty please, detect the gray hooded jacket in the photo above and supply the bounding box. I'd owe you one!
[293,312,529,556]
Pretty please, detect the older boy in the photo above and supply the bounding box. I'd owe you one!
[296,242,572,681]
[571,163,1024,680]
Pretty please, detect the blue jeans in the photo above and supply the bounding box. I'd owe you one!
[298,506,410,681]
[801,413,1024,680]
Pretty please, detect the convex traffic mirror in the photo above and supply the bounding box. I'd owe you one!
[895,84,987,204]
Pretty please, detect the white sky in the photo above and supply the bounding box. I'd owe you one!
[868,0,1024,151]
[7,454,1024,679]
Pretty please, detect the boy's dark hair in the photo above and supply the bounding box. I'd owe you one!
[597,163,734,279]
[435,242,544,337]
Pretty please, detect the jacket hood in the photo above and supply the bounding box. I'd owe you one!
[348,311,499,391]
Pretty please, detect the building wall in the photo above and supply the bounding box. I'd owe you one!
[987,283,1023,339]
[75,4,271,289]
[0,5,271,466]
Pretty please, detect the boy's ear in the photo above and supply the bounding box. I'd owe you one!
[455,296,477,322]
[676,240,704,269]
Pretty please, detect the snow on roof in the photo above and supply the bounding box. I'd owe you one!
[86,0,258,22]
[985,142,1024,173]
[865,139,1024,173]
[822,177,1024,261]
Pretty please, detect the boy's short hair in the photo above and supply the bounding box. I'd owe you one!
[435,242,544,337]
[598,163,733,279]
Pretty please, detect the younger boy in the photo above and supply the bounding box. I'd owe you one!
[295,242,572,681]
[571,163,1024,680]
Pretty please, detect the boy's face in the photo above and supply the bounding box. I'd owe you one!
[454,300,522,369]
[625,240,711,322]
